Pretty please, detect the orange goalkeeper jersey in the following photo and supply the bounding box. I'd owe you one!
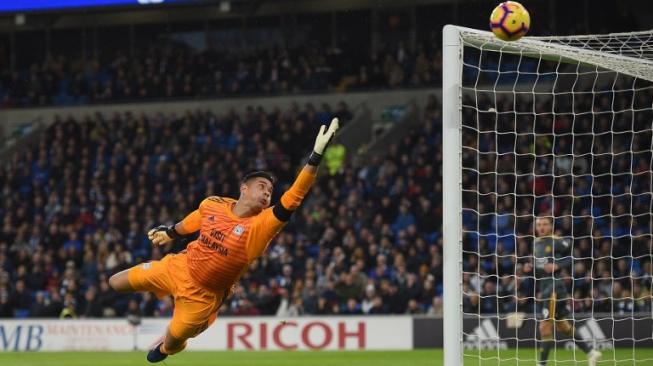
[179,168,315,294]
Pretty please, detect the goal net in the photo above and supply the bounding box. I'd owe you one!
[442,26,653,366]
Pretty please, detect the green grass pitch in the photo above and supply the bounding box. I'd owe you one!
[1,349,652,366]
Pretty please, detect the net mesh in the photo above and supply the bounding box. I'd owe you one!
[460,29,653,83]
[534,31,653,62]
[458,29,653,365]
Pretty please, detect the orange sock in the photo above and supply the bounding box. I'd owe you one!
[161,340,187,355]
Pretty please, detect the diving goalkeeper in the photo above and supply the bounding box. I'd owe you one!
[109,118,339,363]
[532,216,602,366]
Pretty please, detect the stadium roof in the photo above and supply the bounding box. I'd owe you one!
[0,0,449,32]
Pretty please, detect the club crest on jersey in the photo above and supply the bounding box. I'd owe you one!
[233,225,245,236]
[208,216,215,222]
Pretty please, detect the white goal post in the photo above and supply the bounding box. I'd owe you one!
[442,24,465,366]
[443,25,653,365]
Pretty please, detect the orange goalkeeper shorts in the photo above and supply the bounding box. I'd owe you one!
[127,251,224,339]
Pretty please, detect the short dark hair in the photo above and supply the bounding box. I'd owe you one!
[241,171,275,185]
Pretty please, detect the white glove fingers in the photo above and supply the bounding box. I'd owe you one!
[313,118,340,155]
[328,118,339,134]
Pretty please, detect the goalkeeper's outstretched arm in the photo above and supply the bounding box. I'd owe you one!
[247,118,339,259]
[274,117,339,217]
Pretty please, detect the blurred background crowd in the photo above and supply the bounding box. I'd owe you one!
[0,99,444,318]
[0,0,651,320]
[460,76,653,316]
[0,40,443,107]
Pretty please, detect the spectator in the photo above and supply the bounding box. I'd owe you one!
[335,272,360,302]
[60,292,77,318]
[275,289,293,317]
[324,138,346,175]
[405,299,422,315]
[426,297,442,315]
[29,291,47,317]
[81,286,103,318]
[361,285,377,314]
[0,289,12,317]
[315,297,333,315]
[42,291,64,318]
[11,280,32,317]
[368,296,388,314]
[342,298,363,315]
[233,299,260,316]
[125,298,144,319]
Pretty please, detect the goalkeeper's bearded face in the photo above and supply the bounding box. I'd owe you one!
[240,177,273,212]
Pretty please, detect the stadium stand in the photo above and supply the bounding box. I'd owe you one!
[1,86,651,319]
[0,98,442,318]
[460,82,653,315]
[0,40,441,108]
[0,1,650,322]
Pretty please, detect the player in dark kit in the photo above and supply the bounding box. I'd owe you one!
[532,216,602,366]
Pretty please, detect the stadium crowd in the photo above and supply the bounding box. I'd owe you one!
[461,79,653,316]
[0,40,441,108]
[0,84,651,320]
[0,97,444,318]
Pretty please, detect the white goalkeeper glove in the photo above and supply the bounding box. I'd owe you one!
[308,118,339,165]
[148,225,179,246]
[313,117,339,154]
